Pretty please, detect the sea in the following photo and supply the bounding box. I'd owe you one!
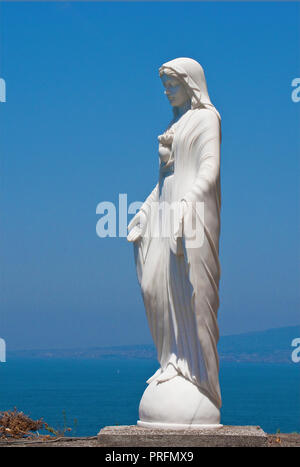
[0,358,299,436]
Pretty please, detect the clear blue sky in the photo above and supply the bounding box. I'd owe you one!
[0,1,299,350]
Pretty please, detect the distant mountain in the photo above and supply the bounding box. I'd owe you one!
[8,325,300,364]
[218,325,300,364]
[8,344,156,361]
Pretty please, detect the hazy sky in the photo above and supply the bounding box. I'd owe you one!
[0,1,299,350]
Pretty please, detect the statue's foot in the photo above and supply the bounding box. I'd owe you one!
[146,364,177,385]
[146,368,162,384]
[138,374,221,429]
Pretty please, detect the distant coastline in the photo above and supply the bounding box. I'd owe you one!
[7,325,300,364]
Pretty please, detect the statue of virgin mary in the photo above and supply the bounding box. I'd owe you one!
[127,57,222,428]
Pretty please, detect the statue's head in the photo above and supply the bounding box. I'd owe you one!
[160,73,190,108]
[159,57,220,121]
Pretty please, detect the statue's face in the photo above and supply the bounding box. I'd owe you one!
[161,74,190,107]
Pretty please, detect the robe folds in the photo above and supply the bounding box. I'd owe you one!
[134,106,222,409]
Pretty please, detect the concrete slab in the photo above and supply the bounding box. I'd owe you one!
[97,425,268,447]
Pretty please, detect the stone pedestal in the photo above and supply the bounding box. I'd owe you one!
[98,425,268,447]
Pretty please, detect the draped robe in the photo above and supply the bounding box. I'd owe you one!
[134,106,222,409]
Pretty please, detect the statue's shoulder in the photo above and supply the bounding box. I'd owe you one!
[190,108,220,127]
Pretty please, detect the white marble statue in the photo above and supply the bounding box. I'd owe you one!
[127,57,222,428]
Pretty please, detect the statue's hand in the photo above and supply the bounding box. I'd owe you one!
[175,200,188,238]
[127,210,148,242]
[175,200,188,255]
[180,199,188,224]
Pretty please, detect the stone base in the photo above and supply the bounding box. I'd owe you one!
[97,425,268,447]
[137,420,222,429]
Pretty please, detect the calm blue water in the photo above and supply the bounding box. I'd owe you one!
[0,358,299,436]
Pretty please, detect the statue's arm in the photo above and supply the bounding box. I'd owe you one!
[140,183,159,216]
[183,143,220,204]
[172,112,220,249]
[182,114,220,204]
[127,184,159,242]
